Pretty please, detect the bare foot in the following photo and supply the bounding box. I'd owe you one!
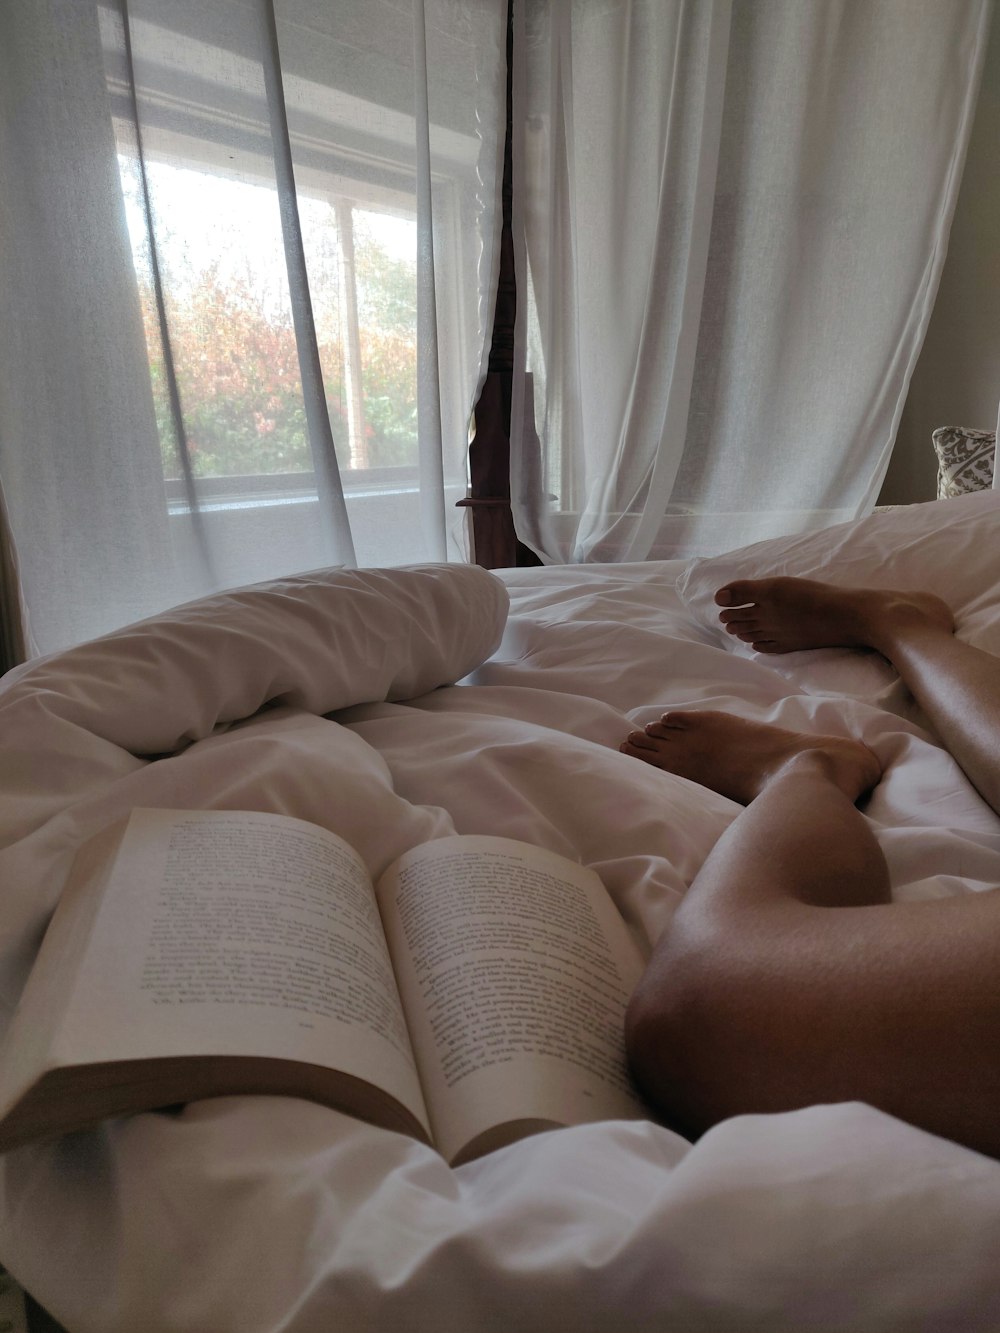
[713,576,954,657]
[619,710,881,805]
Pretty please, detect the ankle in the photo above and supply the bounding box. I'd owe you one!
[865,592,955,661]
[767,745,880,805]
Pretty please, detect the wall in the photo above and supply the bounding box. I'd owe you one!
[878,12,1000,505]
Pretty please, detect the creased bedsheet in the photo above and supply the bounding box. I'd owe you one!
[3,503,1000,1330]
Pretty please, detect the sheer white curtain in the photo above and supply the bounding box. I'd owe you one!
[511,0,993,563]
[0,0,505,657]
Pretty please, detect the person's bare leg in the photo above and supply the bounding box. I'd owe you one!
[619,710,880,816]
[624,713,1000,1158]
[713,576,954,655]
[715,576,1000,816]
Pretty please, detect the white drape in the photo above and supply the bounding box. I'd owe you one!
[0,0,505,655]
[511,0,993,563]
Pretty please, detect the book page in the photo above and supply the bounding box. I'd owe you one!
[0,823,125,1115]
[376,836,646,1164]
[49,809,429,1134]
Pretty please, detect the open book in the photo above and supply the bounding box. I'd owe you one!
[0,809,648,1165]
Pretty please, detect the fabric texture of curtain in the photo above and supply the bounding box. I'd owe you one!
[0,0,505,657]
[0,480,34,674]
[510,0,993,563]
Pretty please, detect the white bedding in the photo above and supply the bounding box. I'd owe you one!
[3,498,1000,1329]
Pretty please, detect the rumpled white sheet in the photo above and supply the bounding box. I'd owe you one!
[3,509,1000,1330]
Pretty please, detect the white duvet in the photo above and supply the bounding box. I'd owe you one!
[3,498,1000,1330]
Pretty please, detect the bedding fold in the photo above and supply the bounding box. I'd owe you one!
[5,501,1000,1329]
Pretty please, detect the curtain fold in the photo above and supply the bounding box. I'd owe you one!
[511,0,993,563]
[0,480,34,674]
[0,0,505,655]
[256,0,358,568]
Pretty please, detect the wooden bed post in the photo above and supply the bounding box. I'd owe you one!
[458,0,541,571]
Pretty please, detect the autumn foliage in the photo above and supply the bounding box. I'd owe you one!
[143,254,418,480]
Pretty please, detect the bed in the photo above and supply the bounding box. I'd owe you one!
[3,490,1000,1330]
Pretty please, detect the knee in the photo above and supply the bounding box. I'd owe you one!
[625,956,727,1138]
[624,981,677,1108]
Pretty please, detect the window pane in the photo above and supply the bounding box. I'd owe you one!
[120,156,419,485]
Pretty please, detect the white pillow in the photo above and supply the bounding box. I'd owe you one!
[676,490,1000,677]
[0,564,509,757]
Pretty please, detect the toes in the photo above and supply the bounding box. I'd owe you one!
[722,618,764,642]
[715,581,759,608]
[656,712,690,730]
[620,739,659,765]
[643,721,671,740]
[624,729,656,750]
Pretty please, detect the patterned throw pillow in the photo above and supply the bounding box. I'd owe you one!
[932,426,996,499]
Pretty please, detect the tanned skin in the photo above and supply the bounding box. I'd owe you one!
[621,578,1000,1159]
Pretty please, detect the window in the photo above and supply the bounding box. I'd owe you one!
[101,1,490,568]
